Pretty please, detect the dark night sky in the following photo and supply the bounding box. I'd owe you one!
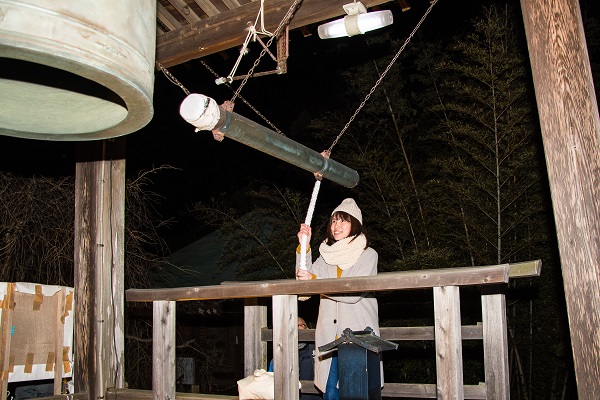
[0,0,597,249]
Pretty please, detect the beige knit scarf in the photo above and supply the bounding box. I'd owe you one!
[319,234,367,271]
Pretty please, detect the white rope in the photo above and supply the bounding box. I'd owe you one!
[255,0,274,37]
[231,0,304,102]
[299,179,321,270]
[217,0,278,84]
[218,26,255,84]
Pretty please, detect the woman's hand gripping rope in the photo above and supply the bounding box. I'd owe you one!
[296,224,313,280]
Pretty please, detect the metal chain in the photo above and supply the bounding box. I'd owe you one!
[326,0,438,155]
[157,57,285,135]
[231,0,304,103]
[156,61,190,96]
[201,61,285,135]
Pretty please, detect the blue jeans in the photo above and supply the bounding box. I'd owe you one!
[324,355,339,400]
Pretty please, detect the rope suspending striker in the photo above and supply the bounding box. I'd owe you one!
[229,0,304,103]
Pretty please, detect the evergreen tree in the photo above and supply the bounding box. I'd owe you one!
[423,5,546,267]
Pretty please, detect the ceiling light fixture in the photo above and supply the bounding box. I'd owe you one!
[317,1,393,39]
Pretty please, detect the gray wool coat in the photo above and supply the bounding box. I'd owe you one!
[296,246,382,393]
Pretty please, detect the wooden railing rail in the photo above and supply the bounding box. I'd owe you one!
[124,260,541,400]
[126,263,518,302]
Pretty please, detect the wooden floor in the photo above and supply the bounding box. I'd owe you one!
[107,389,239,399]
[38,389,239,399]
[36,382,487,399]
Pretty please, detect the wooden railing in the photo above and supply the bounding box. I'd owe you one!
[125,260,541,400]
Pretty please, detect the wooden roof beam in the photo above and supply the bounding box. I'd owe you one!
[156,0,395,68]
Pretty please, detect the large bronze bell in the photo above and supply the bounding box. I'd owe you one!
[0,0,156,141]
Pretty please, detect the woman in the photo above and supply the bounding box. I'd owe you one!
[296,198,381,400]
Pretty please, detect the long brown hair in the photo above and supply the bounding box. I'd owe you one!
[325,211,370,248]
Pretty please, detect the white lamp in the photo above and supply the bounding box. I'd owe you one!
[318,1,393,39]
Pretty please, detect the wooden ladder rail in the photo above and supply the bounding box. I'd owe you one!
[125,260,541,400]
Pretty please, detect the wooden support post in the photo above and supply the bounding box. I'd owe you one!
[520,0,600,395]
[272,295,298,400]
[481,286,509,399]
[433,286,464,399]
[276,27,288,75]
[74,139,126,398]
[153,301,176,400]
[244,298,268,376]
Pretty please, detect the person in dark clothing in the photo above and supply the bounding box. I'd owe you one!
[269,317,322,399]
[298,343,321,399]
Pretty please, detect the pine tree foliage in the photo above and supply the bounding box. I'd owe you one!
[424,5,548,267]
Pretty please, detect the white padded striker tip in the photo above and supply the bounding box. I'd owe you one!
[179,93,221,131]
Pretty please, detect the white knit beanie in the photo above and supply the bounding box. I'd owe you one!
[332,198,363,224]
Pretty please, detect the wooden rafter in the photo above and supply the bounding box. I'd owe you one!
[157,3,182,31]
[167,0,202,23]
[192,0,220,16]
[221,0,242,9]
[398,0,411,11]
